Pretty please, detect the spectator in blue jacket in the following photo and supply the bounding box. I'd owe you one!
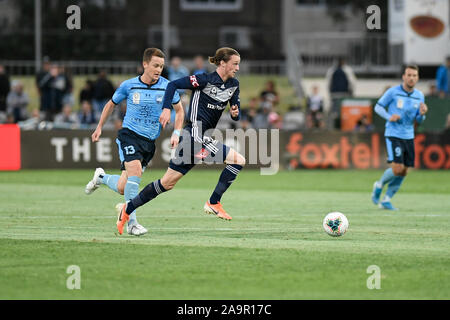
[436,56,450,98]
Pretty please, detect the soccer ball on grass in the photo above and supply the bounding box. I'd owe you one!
[323,212,349,237]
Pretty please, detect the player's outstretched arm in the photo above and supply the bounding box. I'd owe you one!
[92,100,115,142]
[170,101,185,149]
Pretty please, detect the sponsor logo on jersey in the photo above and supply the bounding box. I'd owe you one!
[133,92,140,104]
[190,75,199,88]
[397,99,403,109]
[207,103,226,110]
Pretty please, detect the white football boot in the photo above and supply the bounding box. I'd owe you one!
[85,168,105,195]
[127,223,148,236]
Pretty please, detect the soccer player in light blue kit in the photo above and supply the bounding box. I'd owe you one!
[371,65,428,210]
[85,48,184,235]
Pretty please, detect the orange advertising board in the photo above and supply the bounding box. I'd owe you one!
[340,99,373,132]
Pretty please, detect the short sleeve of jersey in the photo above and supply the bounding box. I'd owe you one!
[172,90,181,105]
[376,87,394,108]
[111,81,128,105]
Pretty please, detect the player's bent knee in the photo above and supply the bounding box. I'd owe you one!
[237,154,246,166]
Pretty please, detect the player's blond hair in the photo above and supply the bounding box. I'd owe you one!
[208,47,240,66]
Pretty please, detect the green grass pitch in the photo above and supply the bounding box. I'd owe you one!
[0,169,449,299]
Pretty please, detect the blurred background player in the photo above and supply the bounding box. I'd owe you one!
[85,48,184,235]
[371,65,428,210]
[115,47,245,235]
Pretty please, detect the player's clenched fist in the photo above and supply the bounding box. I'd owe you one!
[230,105,239,118]
[389,114,401,122]
[419,102,428,115]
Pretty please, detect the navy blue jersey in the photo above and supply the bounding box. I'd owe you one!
[162,71,240,137]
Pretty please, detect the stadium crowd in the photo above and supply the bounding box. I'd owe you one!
[0,55,449,133]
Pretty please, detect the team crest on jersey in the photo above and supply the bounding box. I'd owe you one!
[133,92,140,104]
[211,87,217,96]
[397,99,403,109]
[413,103,419,108]
[228,89,233,97]
[156,94,163,103]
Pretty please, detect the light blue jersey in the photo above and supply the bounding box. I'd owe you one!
[375,84,425,140]
[112,76,180,140]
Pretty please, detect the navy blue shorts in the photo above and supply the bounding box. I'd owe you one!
[169,133,230,175]
[385,136,415,167]
[116,128,156,171]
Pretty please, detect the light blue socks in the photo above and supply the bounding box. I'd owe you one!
[384,176,405,200]
[125,176,141,226]
[101,174,120,193]
[379,168,395,187]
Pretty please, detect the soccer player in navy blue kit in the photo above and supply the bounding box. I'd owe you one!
[85,48,184,235]
[371,65,428,210]
[116,47,245,235]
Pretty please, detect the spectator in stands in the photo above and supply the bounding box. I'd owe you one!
[240,97,259,130]
[168,56,190,96]
[252,103,271,129]
[5,113,15,124]
[306,85,325,129]
[326,57,356,130]
[283,105,305,130]
[6,80,29,123]
[37,63,65,121]
[60,65,74,107]
[259,80,280,108]
[426,83,439,98]
[78,100,96,128]
[54,104,79,129]
[35,57,51,117]
[0,64,10,116]
[436,56,450,98]
[79,80,94,105]
[18,109,41,130]
[354,114,374,133]
[191,55,208,75]
[268,110,282,129]
[92,70,115,118]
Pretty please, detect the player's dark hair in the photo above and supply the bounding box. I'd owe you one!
[143,48,165,62]
[403,64,419,74]
[208,47,240,66]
